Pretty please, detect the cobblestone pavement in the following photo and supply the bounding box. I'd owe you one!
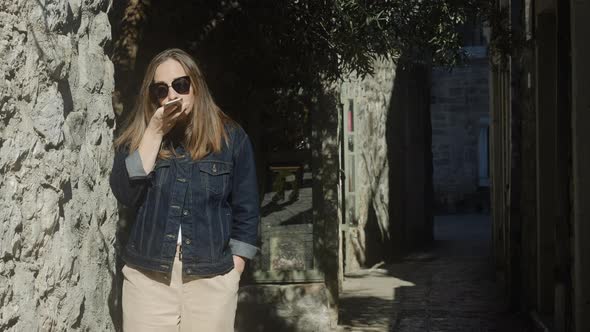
[337,214,529,332]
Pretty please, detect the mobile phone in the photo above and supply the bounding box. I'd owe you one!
[163,98,182,112]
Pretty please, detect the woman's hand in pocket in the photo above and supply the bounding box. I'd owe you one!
[232,255,246,274]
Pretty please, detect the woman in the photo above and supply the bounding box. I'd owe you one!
[109,48,260,331]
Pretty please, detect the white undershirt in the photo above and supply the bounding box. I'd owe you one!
[178,227,182,245]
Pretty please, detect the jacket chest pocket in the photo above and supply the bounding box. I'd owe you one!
[198,162,231,196]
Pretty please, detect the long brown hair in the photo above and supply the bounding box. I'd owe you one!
[114,48,232,160]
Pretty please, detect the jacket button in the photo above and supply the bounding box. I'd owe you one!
[183,210,189,216]
[185,239,191,245]
[186,269,192,274]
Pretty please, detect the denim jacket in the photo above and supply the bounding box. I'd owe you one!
[109,124,260,277]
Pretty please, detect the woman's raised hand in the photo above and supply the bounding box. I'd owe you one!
[137,102,187,174]
[148,103,186,137]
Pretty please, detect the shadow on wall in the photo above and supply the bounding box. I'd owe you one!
[364,198,392,267]
[343,57,435,271]
[386,58,434,258]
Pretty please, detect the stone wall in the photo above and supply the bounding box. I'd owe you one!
[0,0,117,331]
[339,58,396,270]
[338,58,435,268]
[430,49,490,213]
[236,283,331,331]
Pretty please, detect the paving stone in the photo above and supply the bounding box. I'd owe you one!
[336,215,529,332]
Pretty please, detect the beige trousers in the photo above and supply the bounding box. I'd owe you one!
[122,248,240,332]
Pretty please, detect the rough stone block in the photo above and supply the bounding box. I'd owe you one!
[432,129,447,136]
[0,0,117,331]
[449,87,464,97]
[236,283,332,332]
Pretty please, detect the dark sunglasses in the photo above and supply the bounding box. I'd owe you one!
[149,76,191,100]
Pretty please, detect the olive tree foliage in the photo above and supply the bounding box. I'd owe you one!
[110,0,490,152]
[112,0,490,99]
[194,0,489,93]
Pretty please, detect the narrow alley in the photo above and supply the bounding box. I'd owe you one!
[3,1,589,331]
[337,214,528,331]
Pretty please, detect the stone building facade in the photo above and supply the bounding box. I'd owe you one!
[339,59,396,272]
[339,58,433,272]
[490,0,590,331]
[0,0,118,331]
[430,47,491,213]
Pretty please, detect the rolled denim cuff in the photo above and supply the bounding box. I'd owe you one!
[229,239,259,259]
[125,150,148,180]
